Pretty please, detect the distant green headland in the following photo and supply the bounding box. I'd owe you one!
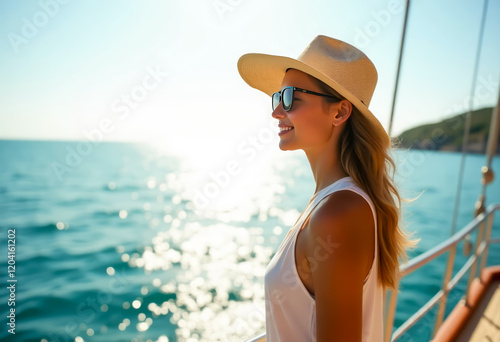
[397,107,500,154]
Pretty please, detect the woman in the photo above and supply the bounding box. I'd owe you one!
[237,35,419,341]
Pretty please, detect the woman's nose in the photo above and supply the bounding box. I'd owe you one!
[272,104,285,119]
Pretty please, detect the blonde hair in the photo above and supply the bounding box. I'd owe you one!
[311,76,421,291]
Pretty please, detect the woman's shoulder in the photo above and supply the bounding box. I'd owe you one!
[303,189,375,260]
[313,188,374,227]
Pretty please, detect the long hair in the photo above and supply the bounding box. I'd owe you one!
[311,76,420,291]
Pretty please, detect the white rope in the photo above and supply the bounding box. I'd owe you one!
[387,0,410,138]
[449,0,489,236]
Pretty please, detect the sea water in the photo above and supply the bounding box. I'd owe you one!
[0,140,499,342]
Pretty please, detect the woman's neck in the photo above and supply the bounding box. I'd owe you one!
[304,145,348,195]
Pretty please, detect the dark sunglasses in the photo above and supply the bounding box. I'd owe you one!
[272,86,341,112]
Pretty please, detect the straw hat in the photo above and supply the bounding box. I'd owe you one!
[237,35,390,148]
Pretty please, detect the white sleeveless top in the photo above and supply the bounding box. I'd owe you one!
[264,176,385,341]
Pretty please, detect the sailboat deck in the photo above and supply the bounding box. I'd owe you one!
[456,278,500,341]
[433,266,500,342]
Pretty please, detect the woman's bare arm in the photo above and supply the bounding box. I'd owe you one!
[306,190,375,342]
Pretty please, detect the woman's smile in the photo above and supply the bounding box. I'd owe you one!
[278,125,295,136]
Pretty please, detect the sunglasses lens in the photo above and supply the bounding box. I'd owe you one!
[282,88,293,111]
[271,88,294,111]
[272,92,280,111]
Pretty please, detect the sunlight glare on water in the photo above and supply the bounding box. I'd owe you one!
[125,221,273,341]
[111,147,303,341]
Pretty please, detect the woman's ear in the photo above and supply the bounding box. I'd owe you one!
[332,100,352,126]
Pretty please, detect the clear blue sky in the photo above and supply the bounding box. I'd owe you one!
[1,0,499,159]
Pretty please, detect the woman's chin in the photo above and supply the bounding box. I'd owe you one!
[278,142,298,151]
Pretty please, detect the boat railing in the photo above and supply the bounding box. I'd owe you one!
[385,202,500,341]
[244,332,266,342]
[244,203,500,342]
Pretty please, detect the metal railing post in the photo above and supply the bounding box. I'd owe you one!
[385,284,399,342]
[465,220,485,301]
[432,245,456,337]
[479,211,495,275]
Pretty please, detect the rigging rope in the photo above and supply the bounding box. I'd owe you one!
[450,0,489,236]
[387,0,410,138]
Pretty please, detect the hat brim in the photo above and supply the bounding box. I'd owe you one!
[237,53,390,147]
